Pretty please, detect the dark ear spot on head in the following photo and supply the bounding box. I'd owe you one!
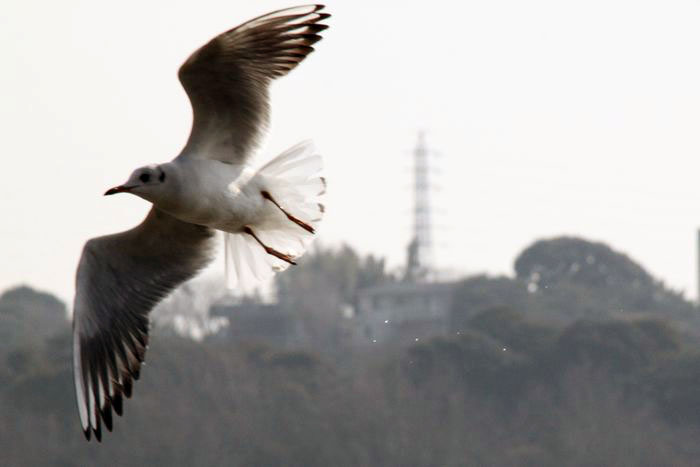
[159,171,166,182]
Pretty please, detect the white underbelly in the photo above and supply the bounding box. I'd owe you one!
[159,162,269,232]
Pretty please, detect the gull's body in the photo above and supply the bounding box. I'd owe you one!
[154,156,323,234]
[72,5,329,441]
[151,160,259,228]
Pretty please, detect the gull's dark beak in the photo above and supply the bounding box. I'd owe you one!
[104,185,130,196]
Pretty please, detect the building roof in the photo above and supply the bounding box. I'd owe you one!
[358,281,455,297]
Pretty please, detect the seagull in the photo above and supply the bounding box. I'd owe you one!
[72,5,329,441]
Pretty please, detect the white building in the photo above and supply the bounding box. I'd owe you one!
[354,282,455,344]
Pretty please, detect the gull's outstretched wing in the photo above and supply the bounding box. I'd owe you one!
[72,208,215,441]
[177,4,329,164]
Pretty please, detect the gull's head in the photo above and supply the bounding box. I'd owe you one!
[104,164,168,202]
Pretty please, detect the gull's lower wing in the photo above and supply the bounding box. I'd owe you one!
[72,208,215,441]
[177,4,329,164]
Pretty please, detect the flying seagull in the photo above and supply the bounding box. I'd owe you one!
[72,5,329,441]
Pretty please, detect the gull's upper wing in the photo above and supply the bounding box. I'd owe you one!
[177,4,330,164]
[72,208,215,441]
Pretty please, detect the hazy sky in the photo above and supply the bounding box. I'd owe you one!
[4,0,700,303]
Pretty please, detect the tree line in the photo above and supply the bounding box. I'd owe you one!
[2,237,700,466]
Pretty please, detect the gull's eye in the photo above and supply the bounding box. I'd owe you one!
[139,173,151,183]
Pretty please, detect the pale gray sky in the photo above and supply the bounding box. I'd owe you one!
[3,0,700,302]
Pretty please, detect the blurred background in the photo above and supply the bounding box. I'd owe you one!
[4,0,700,465]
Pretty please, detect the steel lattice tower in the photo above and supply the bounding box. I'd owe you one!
[407,132,434,281]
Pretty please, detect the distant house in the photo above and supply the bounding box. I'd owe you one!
[210,301,307,348]
[354,281,456,344]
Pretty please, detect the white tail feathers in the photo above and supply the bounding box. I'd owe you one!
[224,141,325,290]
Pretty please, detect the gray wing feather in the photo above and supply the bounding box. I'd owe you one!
[177,4,329,164]
[72,208,215,441]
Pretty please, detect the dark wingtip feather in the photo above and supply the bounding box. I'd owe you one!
[102,403,113,432]
[83,428,91,441]
[302,23,328,34]
[123,378,133,398]
[112,392,123,416]
[124,377,133,399]
[308,23,329,33]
